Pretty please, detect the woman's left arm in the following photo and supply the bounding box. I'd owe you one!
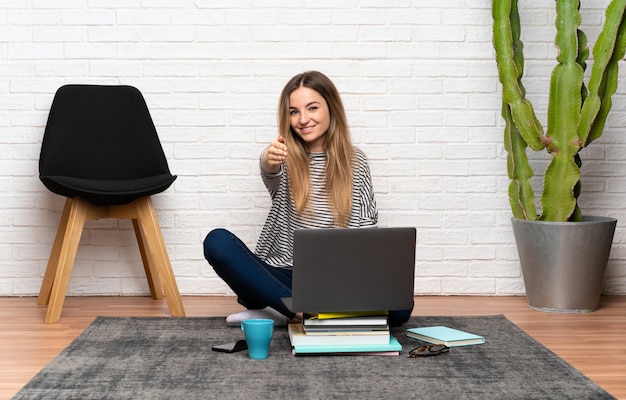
[354,150,378,227]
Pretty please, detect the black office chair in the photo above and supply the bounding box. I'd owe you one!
[37,84,185,323]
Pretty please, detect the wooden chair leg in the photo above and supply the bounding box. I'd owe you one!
[39,195,185,323]
[38,198,73,305]
[132,218,163,299]
[44,197,89,324]
[134,197,185,317]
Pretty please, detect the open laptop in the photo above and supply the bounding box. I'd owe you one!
[282,227,416,314]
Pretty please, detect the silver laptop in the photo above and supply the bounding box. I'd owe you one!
[282,227,416,314]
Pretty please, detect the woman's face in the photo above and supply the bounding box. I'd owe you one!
[289,86,331,152]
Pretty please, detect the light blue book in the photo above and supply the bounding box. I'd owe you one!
[406,326,485,347]
[292,336,402,355]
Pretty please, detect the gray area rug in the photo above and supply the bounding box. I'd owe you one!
[13,315,615,400]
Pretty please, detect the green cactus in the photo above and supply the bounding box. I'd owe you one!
[493,0,626,222]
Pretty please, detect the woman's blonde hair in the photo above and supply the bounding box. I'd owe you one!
[278,71,354,227]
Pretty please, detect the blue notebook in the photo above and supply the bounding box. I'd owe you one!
[406,326,485,347]
[292,336,402,355]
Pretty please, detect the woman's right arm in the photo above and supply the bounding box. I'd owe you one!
[261,136,288,174]
[260,136,288,197]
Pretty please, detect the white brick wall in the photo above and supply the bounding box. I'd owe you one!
[1,1,625,297]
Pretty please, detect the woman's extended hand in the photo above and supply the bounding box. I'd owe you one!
[261,136,288,173]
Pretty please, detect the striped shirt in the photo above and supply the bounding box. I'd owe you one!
[255,148,378,269]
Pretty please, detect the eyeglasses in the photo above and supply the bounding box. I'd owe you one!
[408,344,449,358]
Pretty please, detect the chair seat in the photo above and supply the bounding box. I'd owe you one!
[40,174,177,205]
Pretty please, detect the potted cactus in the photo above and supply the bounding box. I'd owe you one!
[492,0,623,312]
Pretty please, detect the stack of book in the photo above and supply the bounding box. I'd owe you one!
[288,313,402,356]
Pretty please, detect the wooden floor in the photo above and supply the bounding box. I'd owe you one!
[1,295,625,400]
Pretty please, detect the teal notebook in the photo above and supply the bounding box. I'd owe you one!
[406,326,485,347]
[292,336,402,355]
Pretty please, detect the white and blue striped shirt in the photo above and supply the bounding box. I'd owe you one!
[255,148,378,268]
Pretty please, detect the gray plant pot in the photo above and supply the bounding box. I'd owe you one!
[511,216,617,313]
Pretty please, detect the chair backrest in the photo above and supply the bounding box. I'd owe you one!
[39,84,172,182]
